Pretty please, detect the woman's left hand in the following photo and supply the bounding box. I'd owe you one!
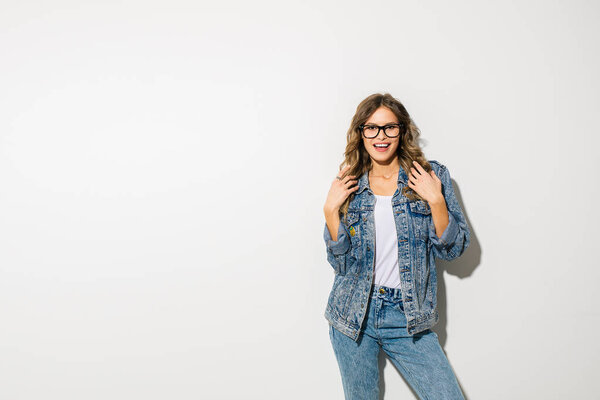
[407,161,444,204]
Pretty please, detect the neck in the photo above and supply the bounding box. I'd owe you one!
[370,159,401,179]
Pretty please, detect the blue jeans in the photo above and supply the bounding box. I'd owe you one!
[329,284,465,400]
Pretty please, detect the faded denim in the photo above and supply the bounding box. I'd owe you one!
[329,284,465,400]
[323,160,470,340]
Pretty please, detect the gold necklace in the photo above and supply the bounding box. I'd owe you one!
[369,169,399,180]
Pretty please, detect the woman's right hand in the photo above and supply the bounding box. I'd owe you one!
[323,165,359,216]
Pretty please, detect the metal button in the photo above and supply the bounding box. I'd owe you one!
[379,288,385,294]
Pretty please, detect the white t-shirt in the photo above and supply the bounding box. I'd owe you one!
[373,194,401,288]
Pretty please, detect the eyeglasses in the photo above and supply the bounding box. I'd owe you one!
[359,123,404,139]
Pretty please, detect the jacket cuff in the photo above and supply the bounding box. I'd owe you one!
[324,220,351,255]
[428,211,459,248]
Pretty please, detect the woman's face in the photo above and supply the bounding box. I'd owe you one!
[361,106,401,164]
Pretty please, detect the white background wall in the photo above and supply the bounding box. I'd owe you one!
[1,1,598,398]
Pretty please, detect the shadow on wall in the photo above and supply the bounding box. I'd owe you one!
[434,176,481,344]
[378,176,481,400]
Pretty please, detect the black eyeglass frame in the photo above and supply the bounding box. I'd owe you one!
[358,123,405,138]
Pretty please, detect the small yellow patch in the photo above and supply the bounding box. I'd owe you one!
[349,226,356,236]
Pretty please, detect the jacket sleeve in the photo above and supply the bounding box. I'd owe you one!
[323,219,351,274]
[427,164,470,261]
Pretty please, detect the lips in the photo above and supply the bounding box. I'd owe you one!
[373,143,390,152]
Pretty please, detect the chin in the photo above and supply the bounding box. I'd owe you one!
[371,154,396,163]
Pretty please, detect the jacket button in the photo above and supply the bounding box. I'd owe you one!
[361,303,364,307]
[367,246,370,251]
[379,288,385,294]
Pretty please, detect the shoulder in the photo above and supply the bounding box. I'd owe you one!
[427,159,454,183]
[426,159,447,173]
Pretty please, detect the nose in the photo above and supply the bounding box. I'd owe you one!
[376,128,387,141]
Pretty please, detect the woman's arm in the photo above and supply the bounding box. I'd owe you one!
[429,196,449,239]
[323,165,358,274]
[427,164,470,261]
[324,207,343,241]
[323,212,352,275]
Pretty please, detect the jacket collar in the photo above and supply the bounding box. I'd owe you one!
[356,167,408,194]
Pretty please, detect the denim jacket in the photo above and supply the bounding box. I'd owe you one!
[323,160,470,341]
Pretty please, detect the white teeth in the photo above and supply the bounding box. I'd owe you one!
[374,144,389,147]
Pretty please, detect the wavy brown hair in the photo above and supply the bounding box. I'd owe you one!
[338,93,432,220]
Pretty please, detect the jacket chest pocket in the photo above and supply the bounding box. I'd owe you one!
[408,200,431,241]
[344,211,362,260]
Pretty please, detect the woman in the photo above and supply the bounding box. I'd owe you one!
[323,93,470,399]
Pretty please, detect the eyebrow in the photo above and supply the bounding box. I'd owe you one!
[364,122,399,125]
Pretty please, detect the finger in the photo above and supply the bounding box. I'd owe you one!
[412,160,426,174]
[342,174,356,184]
[410,165,421,176]
[336,165,352,179]
[344,179,358,188]
[335,174,355,185]
[410,168,420,180]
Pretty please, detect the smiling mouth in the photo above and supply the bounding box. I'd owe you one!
[373,143,391,151]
